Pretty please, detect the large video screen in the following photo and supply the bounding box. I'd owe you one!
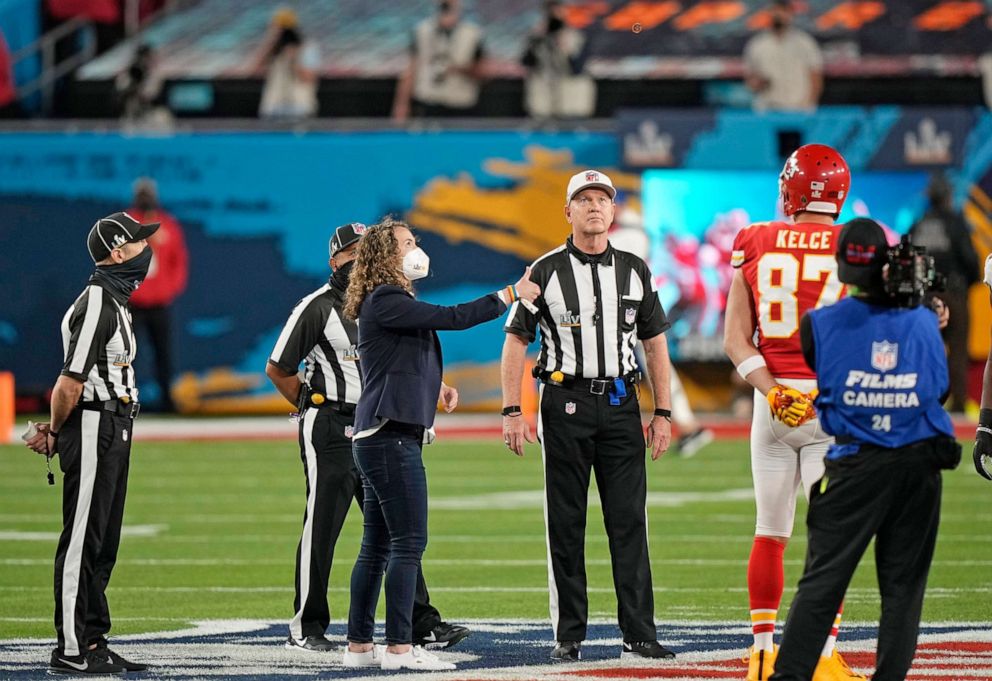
[640,170,932,361]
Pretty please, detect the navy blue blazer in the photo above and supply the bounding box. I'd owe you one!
[354,285,507,432]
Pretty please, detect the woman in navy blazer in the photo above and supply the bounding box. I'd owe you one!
[341,219,539,671]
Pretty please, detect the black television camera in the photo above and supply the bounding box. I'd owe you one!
[883,234,945,307]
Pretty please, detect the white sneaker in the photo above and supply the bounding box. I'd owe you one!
[381,645,456,671]
[342,644,385,668]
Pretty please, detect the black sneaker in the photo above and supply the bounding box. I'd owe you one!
[50,650,125,675]
[413,622,471,649]
[551,640,581,662]
[91,642,149,671]
[621,640,676,659]
[284,635,336,652]
[676,427,714,458]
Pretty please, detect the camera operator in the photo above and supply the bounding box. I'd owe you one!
[770,218,960,681]
[252,8,320,120]
[520,0,595,119]
[972,253,992,482]
[115,44,168,123]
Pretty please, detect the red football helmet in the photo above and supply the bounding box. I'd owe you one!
[778,144,850,218]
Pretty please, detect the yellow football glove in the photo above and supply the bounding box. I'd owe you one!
[790,388,819,427]
[767,385,809,427]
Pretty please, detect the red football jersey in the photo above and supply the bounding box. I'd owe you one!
[731,220,845,379]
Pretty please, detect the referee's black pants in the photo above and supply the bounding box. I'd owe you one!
[291,405,440,641]
[53,408,133,657]
[537,383,656,644]
[770,440,946,681]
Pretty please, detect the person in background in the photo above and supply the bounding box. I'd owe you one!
[971,253,992,482]
[252,6,320,119]
[24,212,161,676]
[127,178,189,413]
[609,194,714,457]
[502,170,677,663]
[520,0,595,119]
[724,144,864,681]
[115,44,168,123]
[771,218,960,681]
[908,172,980,413]
[392,0,485,122]
[266,223,470,654]
[743,0,823,112]
[0,30,23,118]
[342,219,539,671]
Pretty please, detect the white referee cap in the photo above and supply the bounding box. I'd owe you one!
[565,170,617,204]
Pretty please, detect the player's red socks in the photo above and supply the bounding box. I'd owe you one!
[748,536,785,650]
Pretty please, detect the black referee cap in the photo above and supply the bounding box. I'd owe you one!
[87,212,160,263]
[329,222,367,258]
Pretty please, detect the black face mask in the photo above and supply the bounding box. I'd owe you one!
[90,248,153,302]
[547,15,565,33]
[771,16,786,30]
[331,259,355,290]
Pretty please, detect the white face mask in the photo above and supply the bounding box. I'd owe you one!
[402,247,430,281]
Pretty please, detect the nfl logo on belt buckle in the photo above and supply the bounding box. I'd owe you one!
[565,402,576,415]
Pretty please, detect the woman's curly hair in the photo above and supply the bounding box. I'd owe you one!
[343,218,413,320]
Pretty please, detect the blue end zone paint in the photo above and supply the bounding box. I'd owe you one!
[1,620,990,680]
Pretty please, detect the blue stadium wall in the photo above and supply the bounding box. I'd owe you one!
[2,107,992,413]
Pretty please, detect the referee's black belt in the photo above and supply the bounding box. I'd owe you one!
[305,393,356,415]
[77,398,140,419]
[534,369,640,395]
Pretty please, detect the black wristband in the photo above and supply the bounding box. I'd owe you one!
[981,409,992,428]
[654,408,672,420]
[49,430,59,439]
[502,405,522,416]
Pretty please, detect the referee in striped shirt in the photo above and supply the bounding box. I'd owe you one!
[500,171,675,662]
[25,212,159,675]
[266,223,469,652]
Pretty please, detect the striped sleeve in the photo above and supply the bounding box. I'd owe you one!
[504,260,548,343]
[269,294,327,375]
[61,287,115,382]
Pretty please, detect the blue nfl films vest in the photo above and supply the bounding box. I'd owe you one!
[808,297,954,460]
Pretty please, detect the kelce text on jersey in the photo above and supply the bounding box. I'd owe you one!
[774,229,833,250]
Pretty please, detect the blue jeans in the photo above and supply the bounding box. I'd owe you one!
[347,425,428,645]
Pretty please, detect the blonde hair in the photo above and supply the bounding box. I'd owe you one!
[343,218,413,320]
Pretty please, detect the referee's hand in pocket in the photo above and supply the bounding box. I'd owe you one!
[503,413,534,457]
[515,267,541,304]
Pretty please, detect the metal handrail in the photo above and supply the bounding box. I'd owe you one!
[11,16,96,114]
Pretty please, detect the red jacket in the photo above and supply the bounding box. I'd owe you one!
[128,208,189,308]
[0,33,14,108]
[46,0,121,23]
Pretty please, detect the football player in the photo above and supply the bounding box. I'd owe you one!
[973,253,992,482]
[724,144,865,681]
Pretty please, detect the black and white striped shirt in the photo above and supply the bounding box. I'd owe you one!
[269,276,362,404]
[505,238,670,378]
[61,285,138,402]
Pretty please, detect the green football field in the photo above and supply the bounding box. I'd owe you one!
[2,436,990,641]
